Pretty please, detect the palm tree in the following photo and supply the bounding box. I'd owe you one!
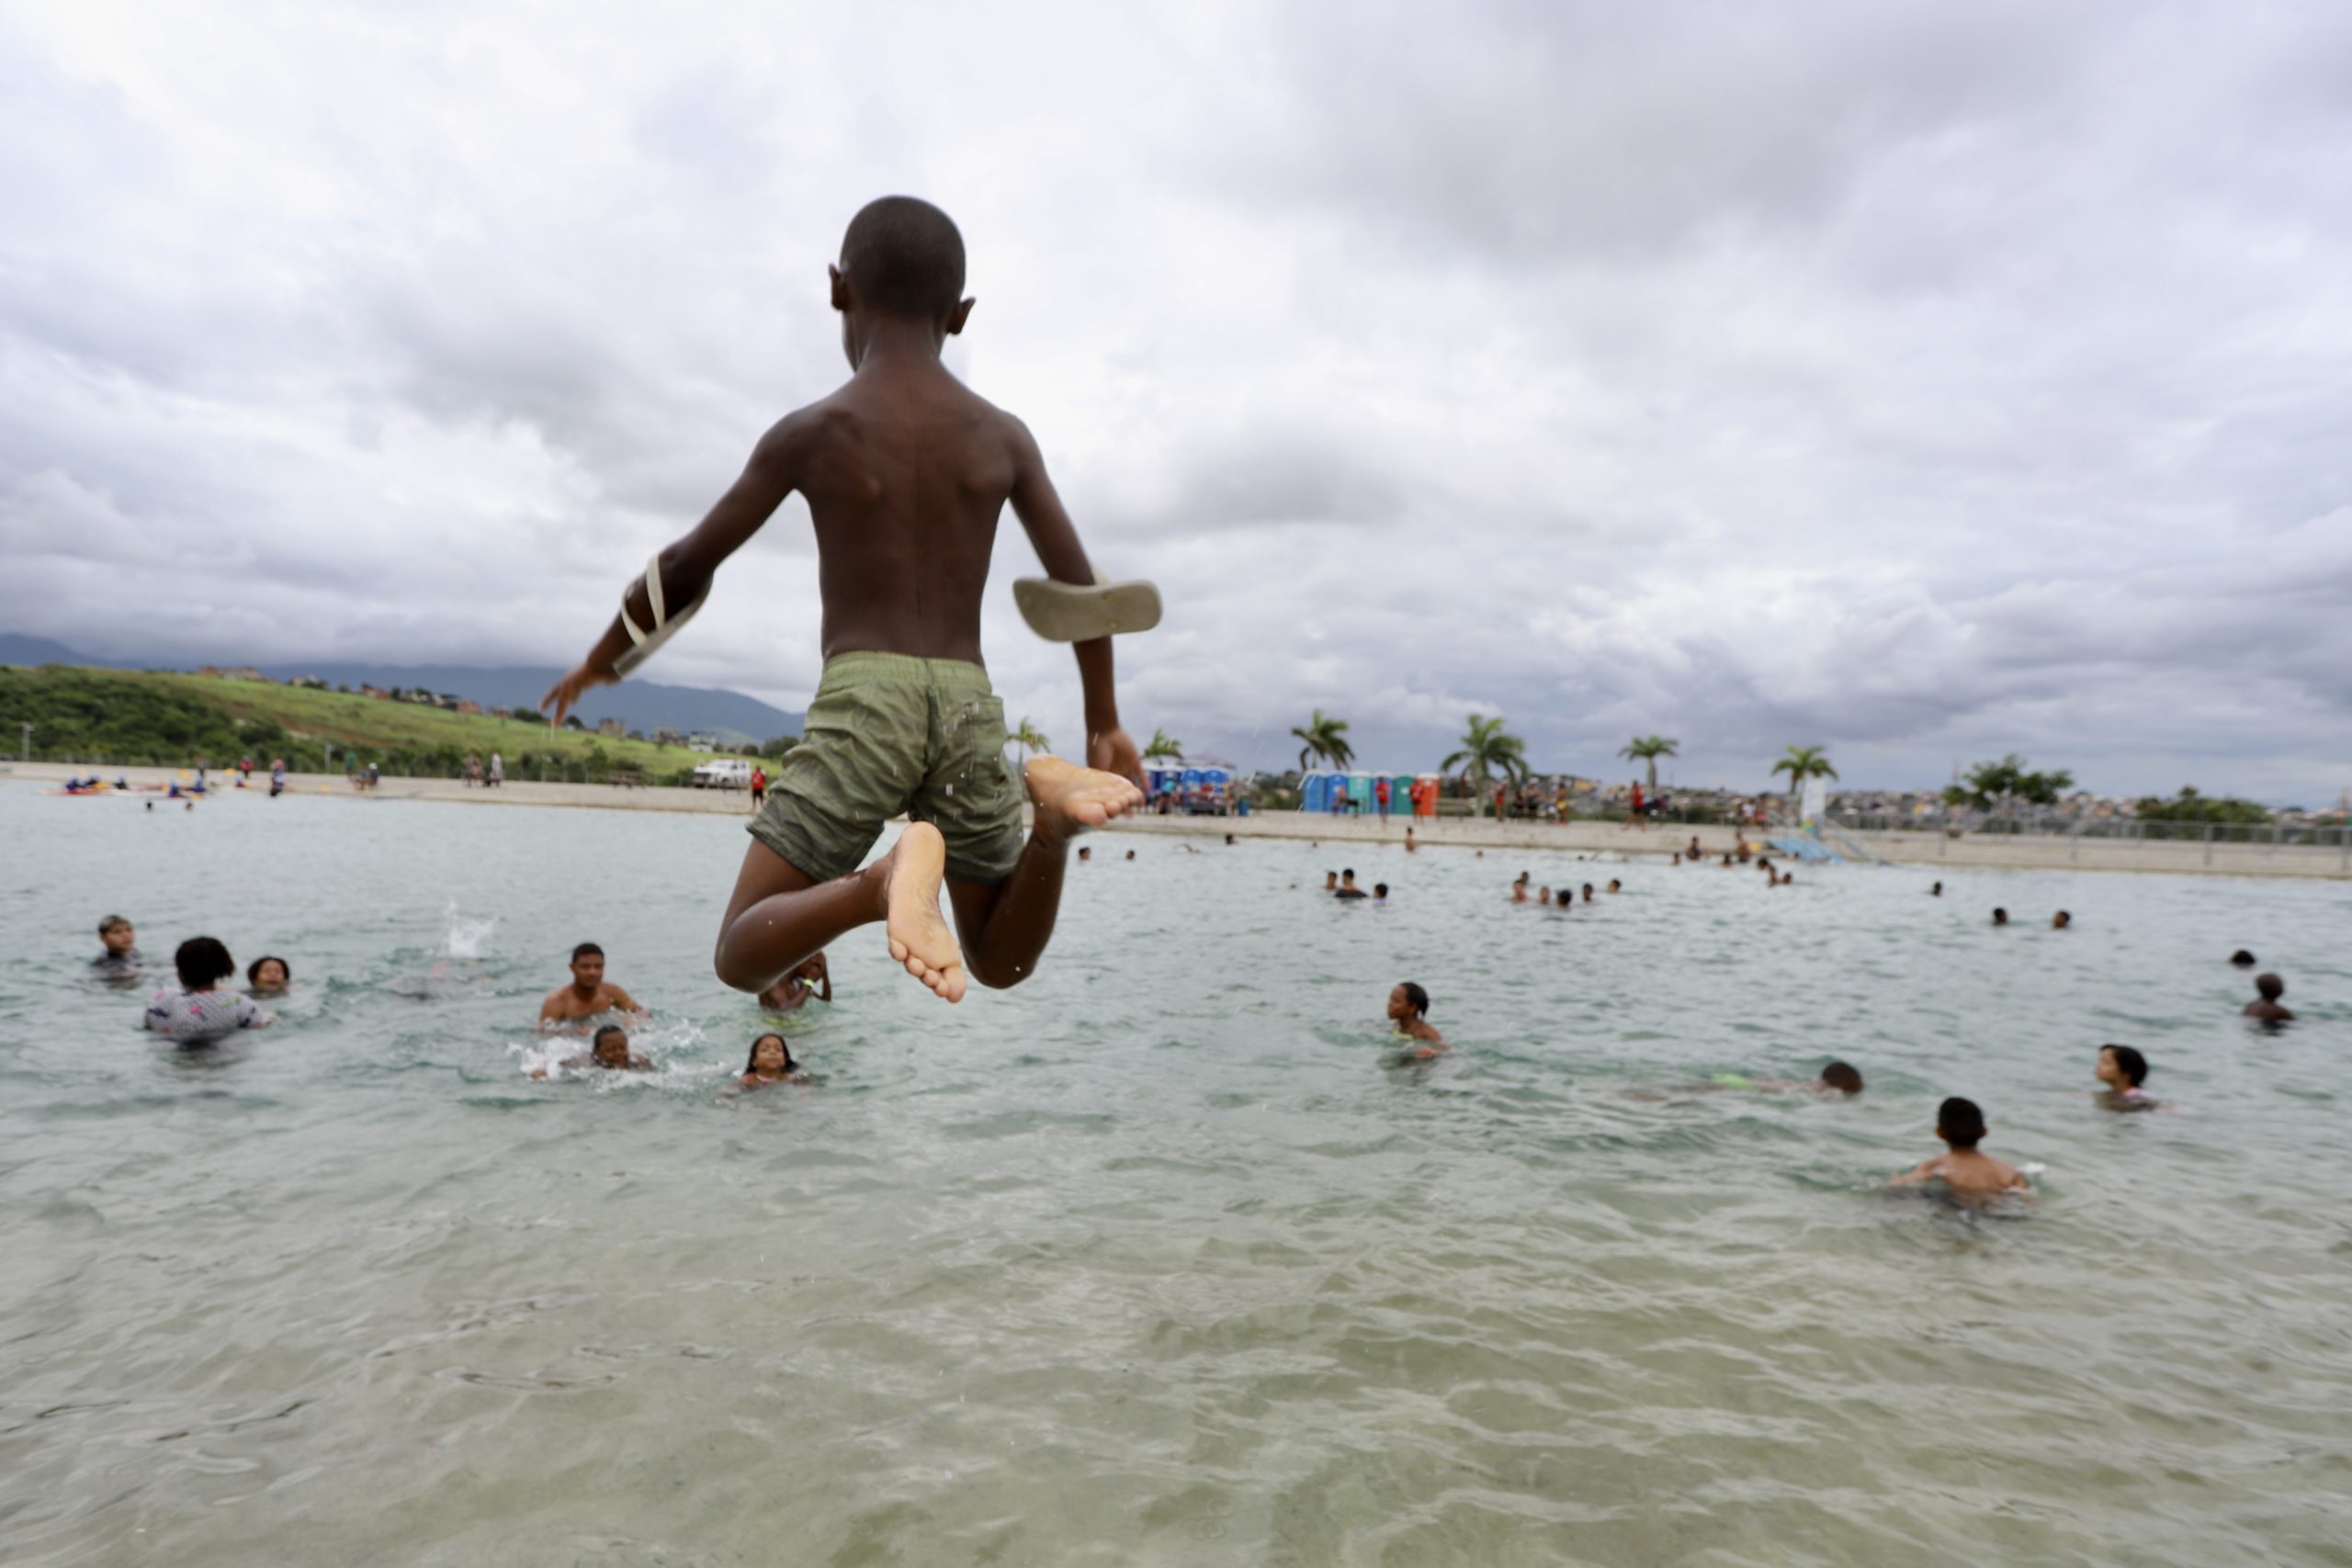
[1618,735,1679,793]
[1769,744,1838,824]
[1442,713,1529,816]
[1006,717,1049,767]
[1291,709,1354,773]
[1144,728,1184,760]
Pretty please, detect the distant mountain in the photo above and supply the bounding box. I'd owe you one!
[0,637,800,747]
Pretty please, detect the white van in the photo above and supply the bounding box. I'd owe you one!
[690,758,754,790]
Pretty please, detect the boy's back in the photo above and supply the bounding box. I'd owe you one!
[787,366,1030,664]
[1908,1148,2029,1199]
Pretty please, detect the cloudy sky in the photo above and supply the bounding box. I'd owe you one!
[5,1,2349,801]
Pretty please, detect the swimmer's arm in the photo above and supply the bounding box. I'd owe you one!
[1887,1159,1941,1187]
[544,415,808,723]
[1005,417,1140,784]
[607,986,645,1016]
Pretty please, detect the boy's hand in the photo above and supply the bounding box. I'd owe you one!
[1088,725,1145,787]
[543,662,616,728]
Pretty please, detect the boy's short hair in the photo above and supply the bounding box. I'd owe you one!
[1937,1097,1987,1148]
[840,197,966,320]
[174,936,235,989]
[2256,972,2286,999]
[1374,884,1388,896]
[1342,869,1355,878]
[571,942,605,963]
[1399,981,1430,1017]
[98,914,131,937]
[1820,1061,1864,1095]
[2230,949,2256,966]
[593,1024,628,1047]
[2101,1044,2148,1088]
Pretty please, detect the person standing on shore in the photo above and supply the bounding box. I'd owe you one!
[1374,774,1391,824]
[750,763,767,813]
[1627,782,1645,829]
[489,751,504,788]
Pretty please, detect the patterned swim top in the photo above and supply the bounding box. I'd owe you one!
[145,987,269,1043]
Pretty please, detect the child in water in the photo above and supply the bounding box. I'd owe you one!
[740,1032,800,1088]
[532,1024,652,1078]
[544,197,1145,1007]
[1890,1098,2031,1201]
[247,955,291,997]
[93,914,141,976]
[2243,973,2295,1023]
[2094,1044,2152,1109]
[1710,1062,1864,1096]
[1386,982,1447,1057]
[145,937,275,1044]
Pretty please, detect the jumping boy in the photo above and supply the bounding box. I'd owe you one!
[544,198,1144,1005]
[1890,1098,2031,1201]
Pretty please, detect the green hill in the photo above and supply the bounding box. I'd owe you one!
[0,664,770,784]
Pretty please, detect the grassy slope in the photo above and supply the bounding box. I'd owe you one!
[164,673,757,771]
[3,665,759,775]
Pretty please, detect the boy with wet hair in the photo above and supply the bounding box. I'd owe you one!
[533,1023,653,1078]
[1385,981,1446,1056]
[2095,1044,2151,1106]
[545,196,1144,1007]
[1891,1098,2030,1200]
[1335,870,1368,900]
[2244,973,2294,1023]
[94,914,141,975]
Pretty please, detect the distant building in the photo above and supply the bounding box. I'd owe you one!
[361,685,391,699]
[653,728,684,748]
[687,732,718,753]
[490,707,513,720]
[290,675,329,689]
[597,717,626,739]
[198,666,265,682]
[455,701,481,716]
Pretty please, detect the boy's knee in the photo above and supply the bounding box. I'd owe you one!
[964,954,1033,991]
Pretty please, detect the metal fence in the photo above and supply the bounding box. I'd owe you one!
[1826,811,2348,850]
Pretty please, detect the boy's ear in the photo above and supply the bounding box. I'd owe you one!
[828,265,851,312]
[945,296,976,336]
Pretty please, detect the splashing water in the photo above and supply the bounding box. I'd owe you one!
[443,904,497,960]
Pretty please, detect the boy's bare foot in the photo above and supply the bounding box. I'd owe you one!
[876,822,966,1003]
[1023,756,1145,840]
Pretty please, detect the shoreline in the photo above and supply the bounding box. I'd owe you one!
[7,761,2344,880]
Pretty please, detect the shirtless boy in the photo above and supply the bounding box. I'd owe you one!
[539,942,644,1029]
[1386,982,1447,1057]
[532,1023,653,1078]
[2243,973,2295,1023]
[1890,1098,2031,1201]
[544,197,1144,1005]
[759,950,831,1014]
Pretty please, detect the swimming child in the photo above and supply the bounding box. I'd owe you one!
[1385,982,1447,1057]
[1606,878,1623,894]
[539,942,646,1030]
[1334,870,1368,900]
[145,937,275,1044]
[2229,949,2256,967]
[1929,881,1943,897]
[1992,908,2009,927]
[246,955,291,997]
[1581,883,1595,904]
[2094,1044,2152,1109]
[541,197,1145,1008]
[2243,973,2294,1023]
[1373,883,1388,903]
[1705,1062,1864,1096]
[92,914,141,976]
[1324,871,1339,891]
[759,951,831,1014]
[740,1032,800,1087]
[532,1023,653,1078]
[2052,910,2072,930]
[1889,1098,2031,1201]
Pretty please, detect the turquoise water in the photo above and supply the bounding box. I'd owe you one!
[4,783,2349,1566]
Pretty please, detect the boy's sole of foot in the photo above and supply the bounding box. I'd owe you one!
[1023,756,1145,832]
[880,822,966,1003]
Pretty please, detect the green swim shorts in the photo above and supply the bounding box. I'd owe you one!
[750,652,1025,886]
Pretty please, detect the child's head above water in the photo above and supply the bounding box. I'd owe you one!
[1936,1097,1988,1150]
[2256,972,2286,1001]
[2097,1043,2148,1091]
[174,936,234,990]
[1389,981,1430,1021]
[247,955,290,994]
[744,1032,796,1077]
[98,914,135,953]
[2230,949,2256,967]
[591,1025,632,1069]
[1819,1061,1864,1096]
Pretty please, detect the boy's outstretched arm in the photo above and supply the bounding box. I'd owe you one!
[1006,419,1142,784]
[543,418,807,724]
